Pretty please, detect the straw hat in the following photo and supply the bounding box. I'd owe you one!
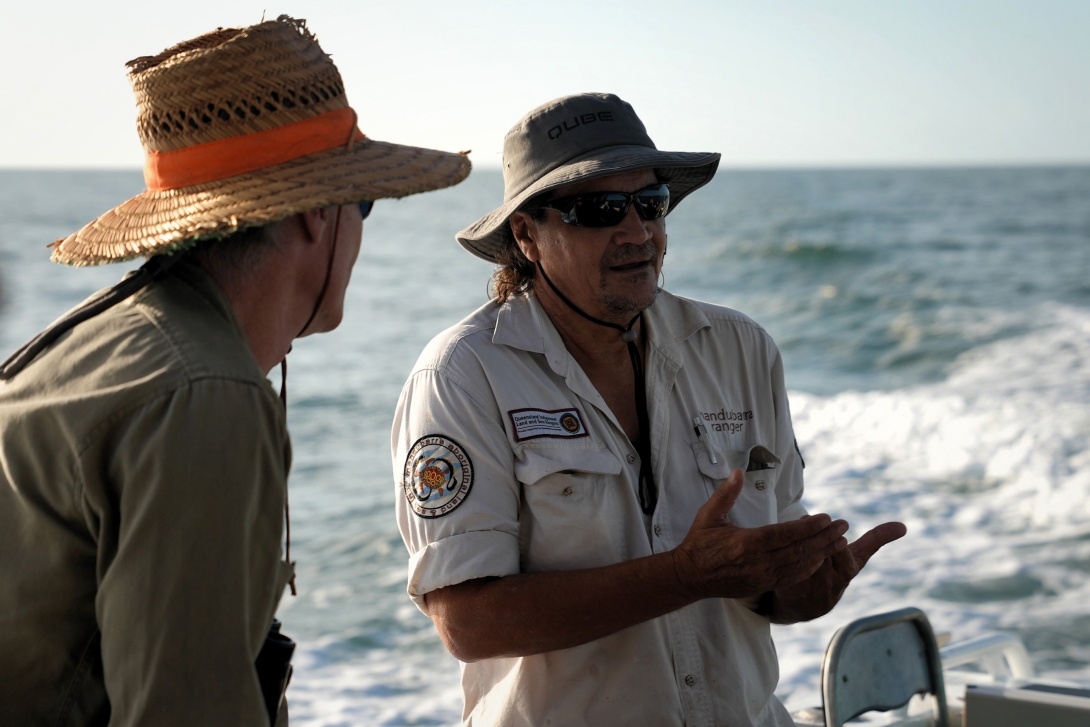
[456,93,719,263]
[51,16,471,266]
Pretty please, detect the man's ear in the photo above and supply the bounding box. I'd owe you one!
[509,211,541,263]
[299,206,334,244]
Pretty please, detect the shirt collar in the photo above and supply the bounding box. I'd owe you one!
[642,290,712,363]
[493,292,570,377]
[492,292,547,354]
[492,289,711,365]
[169,257,249,340]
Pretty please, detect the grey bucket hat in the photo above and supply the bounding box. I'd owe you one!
[456,93,721,263]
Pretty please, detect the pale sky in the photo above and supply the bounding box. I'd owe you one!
[3,0,1088,169]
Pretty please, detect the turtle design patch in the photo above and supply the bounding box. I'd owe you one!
[404,435,473,519]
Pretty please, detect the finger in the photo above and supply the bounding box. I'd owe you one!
[848,522,907,569]
[818,529,850,560]
[769,519,848,574]
[829,544,856,575]
[819,546,859,588]
[755,512,835,548]
[693,469,745,527]
[755,519,835,561]
[777,553,834,589]
[766,527,848,589]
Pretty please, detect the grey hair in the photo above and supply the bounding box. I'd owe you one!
[189,221,284,278]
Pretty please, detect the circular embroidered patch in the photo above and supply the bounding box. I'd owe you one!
[403,434,473,519]
[559,413,581,433]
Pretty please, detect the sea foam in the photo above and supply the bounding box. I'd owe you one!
[776,303,1090,710]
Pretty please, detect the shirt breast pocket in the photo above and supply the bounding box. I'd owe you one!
[514,444,625,573]
[691,441,781,528]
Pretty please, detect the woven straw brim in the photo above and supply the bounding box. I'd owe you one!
[52,138,471,266]
[456,145,720,263]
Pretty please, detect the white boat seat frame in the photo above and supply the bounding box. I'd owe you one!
[821,607,950,727]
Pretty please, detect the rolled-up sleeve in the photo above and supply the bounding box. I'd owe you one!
[392,364,520,614]
[94,378,288,726]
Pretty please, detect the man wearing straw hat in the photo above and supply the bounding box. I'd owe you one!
[392,93,905,726]
[0,16,468,727]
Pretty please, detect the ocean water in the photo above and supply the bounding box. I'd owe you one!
[1,167,1088,723]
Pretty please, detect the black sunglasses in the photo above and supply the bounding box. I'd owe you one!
[536,183,670,228]
[358,200,375,220]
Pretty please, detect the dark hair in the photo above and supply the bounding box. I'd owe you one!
[491,172,667,303]
[490,204,546,304]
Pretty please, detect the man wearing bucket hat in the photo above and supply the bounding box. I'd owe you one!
[393,93,905,726]
[0,16,469,727]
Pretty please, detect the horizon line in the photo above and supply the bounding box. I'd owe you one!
[2,160,1090,174]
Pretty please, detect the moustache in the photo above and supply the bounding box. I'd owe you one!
[599,241,660,272]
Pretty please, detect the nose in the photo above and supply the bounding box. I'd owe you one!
[612,203,654,245]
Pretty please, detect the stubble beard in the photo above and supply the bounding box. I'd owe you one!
[597,240,662,318]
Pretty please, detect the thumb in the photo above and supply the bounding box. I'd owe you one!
[848,522,907,568]
[695,469,744,527]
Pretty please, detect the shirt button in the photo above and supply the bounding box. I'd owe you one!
[755,480,766,490]
[626,454,636,464]
[653,524,662,536]
[685,675,696,687]
[563,486,574,496]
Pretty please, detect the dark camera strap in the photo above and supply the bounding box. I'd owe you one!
[0,255,178,381]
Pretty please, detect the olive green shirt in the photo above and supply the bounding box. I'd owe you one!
[0,260,292,726]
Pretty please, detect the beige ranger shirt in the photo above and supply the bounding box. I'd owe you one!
[0,260,292,726]
[392,289,807,727]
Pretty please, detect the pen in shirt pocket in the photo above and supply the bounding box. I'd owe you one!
[692,416,722,464]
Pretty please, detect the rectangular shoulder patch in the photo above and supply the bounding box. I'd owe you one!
[508,407,589,442]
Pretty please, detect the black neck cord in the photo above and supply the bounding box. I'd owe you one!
[278,205,342,408]
[535,261,658,515]
[277,204,343,598]
[293,206,342,344]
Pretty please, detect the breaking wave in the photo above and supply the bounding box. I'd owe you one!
[776,303,1090,710]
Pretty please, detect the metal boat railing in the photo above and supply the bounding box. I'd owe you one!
[939,632,1034,680]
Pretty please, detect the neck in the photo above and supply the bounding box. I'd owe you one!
[204,262,312,374]
[533,264,643,366]
[531,262,659,513]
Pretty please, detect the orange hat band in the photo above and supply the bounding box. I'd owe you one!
[143,107,365,191]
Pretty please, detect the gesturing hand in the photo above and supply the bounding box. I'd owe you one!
[771,518,907,623]
[670,469,850,602]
